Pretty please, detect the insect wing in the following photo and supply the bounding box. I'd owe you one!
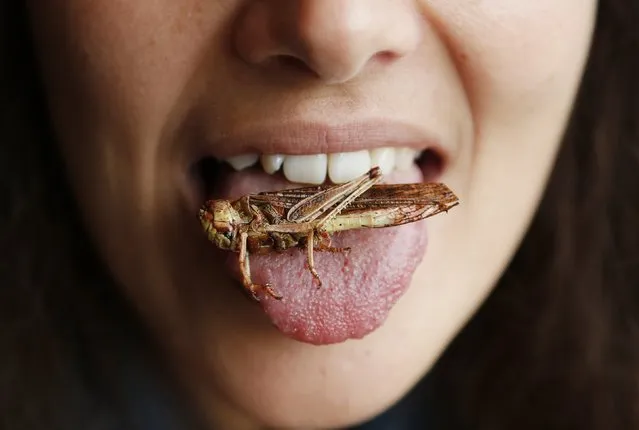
[249,180,458,222]
[289,168,381,224]
[339,182,459,214]
[320,183,459,233]
[249,184,332,210]
[250,167,382,223]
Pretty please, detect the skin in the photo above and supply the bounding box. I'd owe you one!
[27,1,597,428]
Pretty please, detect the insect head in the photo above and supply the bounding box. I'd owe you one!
[198,200,243,250]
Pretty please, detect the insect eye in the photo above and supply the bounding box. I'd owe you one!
[224,231,233,240]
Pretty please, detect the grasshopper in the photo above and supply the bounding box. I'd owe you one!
[198,166,459,301]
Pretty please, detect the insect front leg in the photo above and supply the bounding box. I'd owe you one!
[238,231,283,301]
[237,196,265,231]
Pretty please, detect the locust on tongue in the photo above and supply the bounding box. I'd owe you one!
[198,165,459,345]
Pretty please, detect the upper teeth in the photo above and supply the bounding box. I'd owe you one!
[224,147,422,184]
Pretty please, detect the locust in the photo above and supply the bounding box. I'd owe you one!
[198,166,459,301]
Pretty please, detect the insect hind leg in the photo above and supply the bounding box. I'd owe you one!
[305,230,323,288]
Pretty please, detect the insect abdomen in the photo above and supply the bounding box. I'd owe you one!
[323,210,397,232]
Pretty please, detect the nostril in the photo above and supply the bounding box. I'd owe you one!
[374,50,399,64]
[273,55,317,77]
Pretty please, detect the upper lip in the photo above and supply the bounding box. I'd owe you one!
[193,119,448,161]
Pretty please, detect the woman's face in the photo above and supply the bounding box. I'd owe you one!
[28,1,596,428]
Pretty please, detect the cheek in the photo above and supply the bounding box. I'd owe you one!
[26,0,233,292]
[426,1,597,121]
[28,0,227,155]
[421,0,597,225]
[404,1,597,348]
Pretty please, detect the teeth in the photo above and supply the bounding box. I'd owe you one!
[369,147,396,175]
[328,150,371,184]
[395,148,418,171]
[283,154,327,184]
[224,153,259,171]
[260,154,285,174]
[224,147,424,184]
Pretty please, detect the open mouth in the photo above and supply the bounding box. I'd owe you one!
[196,146,445,199]
[189,123,450,345]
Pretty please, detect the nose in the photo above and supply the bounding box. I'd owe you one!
[234,0,423,84]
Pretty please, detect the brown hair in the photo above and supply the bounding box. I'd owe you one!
[1,1,637,429]
[0,3,194,429]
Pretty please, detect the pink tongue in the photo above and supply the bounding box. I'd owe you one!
[215,167,428,345]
